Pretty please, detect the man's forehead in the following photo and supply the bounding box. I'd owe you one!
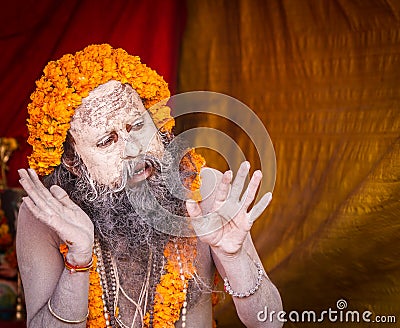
[72,80,144,128]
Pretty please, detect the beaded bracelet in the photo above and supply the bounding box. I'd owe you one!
[223,262,264,298]
[47,298,89,323]
[64,256,93,273]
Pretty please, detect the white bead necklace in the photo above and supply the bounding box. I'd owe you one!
[175,242,188,327]
[94,238,190,328]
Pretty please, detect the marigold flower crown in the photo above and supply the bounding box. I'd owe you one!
[27,43,175,176]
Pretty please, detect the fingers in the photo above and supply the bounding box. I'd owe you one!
[187,199,226,237]
[18,169,50,209]
[242,170,263,210]
[212,170,232,211]
[186,200,202,218]
[22,196,43,219]
[230,161,250,201]
[27,168,47,192]
[49,185,78,209]
[19,169,75,210]
[186,200,210,236]
[22,196,63,233]
[248,192,272,224]
[209,162,265,222]
[18,169,59,211]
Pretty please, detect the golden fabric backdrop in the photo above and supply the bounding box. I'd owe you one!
[178,0,400,327]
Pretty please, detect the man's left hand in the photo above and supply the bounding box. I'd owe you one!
[186,161,272,258]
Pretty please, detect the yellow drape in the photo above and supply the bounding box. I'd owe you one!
[179,0,400,327]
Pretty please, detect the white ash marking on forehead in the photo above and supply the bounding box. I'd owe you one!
[73,80,143,128]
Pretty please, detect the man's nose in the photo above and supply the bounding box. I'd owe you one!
[123,137,142,159]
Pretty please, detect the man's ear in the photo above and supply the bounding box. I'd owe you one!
[61,132,81,177]
[61,157,81,177]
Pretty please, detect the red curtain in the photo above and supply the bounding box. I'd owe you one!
[0,0,185,187]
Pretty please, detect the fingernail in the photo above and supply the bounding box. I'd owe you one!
[28,168,36,175]
[254,170,262,178]
[17,169,23,177]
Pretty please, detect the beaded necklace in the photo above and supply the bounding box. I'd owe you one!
[82,235,197,328]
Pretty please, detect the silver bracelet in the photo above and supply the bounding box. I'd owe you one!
[47,298,88,324]
[223,262,264,298]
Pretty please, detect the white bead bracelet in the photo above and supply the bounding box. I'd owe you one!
[223,262,264,298]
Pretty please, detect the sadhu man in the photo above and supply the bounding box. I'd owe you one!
[16,44,282,327]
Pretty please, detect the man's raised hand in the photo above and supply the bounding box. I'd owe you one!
[186,161,272,258]
[18,168,94,265]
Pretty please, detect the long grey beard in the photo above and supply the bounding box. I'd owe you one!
[87,157,187,260]
[45,140,194,262]
[43,140,205,314]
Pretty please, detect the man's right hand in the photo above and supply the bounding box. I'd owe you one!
[18,168,94,266]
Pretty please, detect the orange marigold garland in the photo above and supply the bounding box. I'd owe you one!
[86,256,108,328]
[144,148,203,328]
[139,150,204,328]
[143,238,197,328]
[180,149,206,201]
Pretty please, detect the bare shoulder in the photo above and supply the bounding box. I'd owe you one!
[17,201,34,226]
[16,202,61,262]
[17,202,57,240]
[17,202,40,237]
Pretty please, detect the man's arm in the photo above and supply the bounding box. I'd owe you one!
[17,204,90,327]
[17,168,94,327]
[211,235,282,327]
[188,165,283,328]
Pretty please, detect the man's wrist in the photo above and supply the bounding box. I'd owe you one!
[211,245,246,264]
[64,256,93,273]
[65,252,93,267]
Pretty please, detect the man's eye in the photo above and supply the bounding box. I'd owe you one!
[97,133,118,148]
[131,120,144,131]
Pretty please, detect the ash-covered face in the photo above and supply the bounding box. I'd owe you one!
[69,80,164,187]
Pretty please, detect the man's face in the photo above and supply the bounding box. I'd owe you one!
[69,80,164,187]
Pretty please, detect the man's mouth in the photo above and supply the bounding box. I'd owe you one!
[127,162,154,185]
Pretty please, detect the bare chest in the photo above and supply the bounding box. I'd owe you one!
[96,240,215,328]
